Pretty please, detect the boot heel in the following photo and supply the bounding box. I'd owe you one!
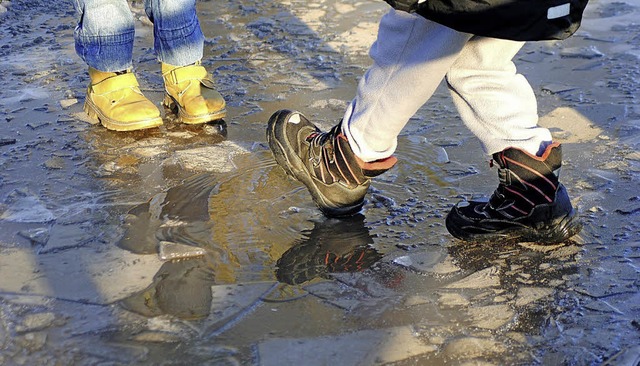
[162,94,177,112]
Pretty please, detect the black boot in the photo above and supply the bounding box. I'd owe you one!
[445,143,581,243]
[267,109,396,217]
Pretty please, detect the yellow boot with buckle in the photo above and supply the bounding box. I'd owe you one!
[84,68,163,131]
[162,61,226,124]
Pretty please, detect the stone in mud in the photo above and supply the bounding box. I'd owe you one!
[15,312,57,333]
[625,151,640,161]
[43,156,65,169]
[425,255,461,275]
[184,344,240,359]
[59,98,77,109]
[515,287,555,307]
[0,245,162,304]
[333,272,397,299]
[440,161,479,180]
[260,282,309,302]
[467,305,515,330]
[444,267,501,289]
[404,294,434,307]
[391,248,449,273]
[26,121,50,129]
[575,169,616,190]
[541,83,578,94]
[597,1,636,18]
[560,46,604,59]
[303,281,362,311]
[123,137,171,150]
[443,336,508,360]
[17,227,50,245]
[80,342,150,363]
[546,245,582,259]
[0,138,16,146]
[158,241,206,261]
[132,146,167,158]
[437,292,470,308]
[130,330,185,343]
[204,282,278,336]
[308,98,349,111]
[170,141,248,173]
[142,316,195,340]
[0,189,55,223]
[39,223,93,253]
[583,299,625,314]
[15,331,48,352]
[601,345,640,366]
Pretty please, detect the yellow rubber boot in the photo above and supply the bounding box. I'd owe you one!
[162,62,226,124]
[84,68,163,131]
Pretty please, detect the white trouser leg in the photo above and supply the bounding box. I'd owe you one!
[446,37,552,156]
[343,10,552,161]
[342,10,471,162]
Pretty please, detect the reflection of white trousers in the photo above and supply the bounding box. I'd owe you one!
[342,9,553,162]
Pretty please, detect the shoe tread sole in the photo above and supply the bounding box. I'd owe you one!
[163,94,226,124]
[83,100,162,132]
[445,207,582,244]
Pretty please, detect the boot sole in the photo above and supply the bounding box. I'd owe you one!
[266,110,364,217]
[445,206,582,244]
[84,100,162,132]
[163,94,226,125]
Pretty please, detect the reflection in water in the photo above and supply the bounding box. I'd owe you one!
[276,214,381,285]
[118,183,382,319]
[119,215,382,319]
[118,172,219,255]
[109,131,592,364]
[121,257,215,320]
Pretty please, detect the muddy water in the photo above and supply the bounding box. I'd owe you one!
[0,0,639,365]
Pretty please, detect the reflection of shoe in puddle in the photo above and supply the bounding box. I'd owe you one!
[275,214,382,286]
[120,257,214,320]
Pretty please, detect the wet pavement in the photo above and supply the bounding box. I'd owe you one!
[1,0,639,365]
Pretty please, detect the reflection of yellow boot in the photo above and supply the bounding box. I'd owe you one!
[162,62,226,124]
[84,68,163,131]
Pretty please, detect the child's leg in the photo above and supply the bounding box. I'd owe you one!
[343,9,472,162]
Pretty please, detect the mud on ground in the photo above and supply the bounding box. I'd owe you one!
[0,0,639,365]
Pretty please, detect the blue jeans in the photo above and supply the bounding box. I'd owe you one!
[73,0,204,72]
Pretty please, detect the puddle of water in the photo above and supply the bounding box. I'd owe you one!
[1,0,639,365]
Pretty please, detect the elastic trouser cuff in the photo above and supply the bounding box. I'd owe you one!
[342,101,398,163]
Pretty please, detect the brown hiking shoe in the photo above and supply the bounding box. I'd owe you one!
[266,110,396,217]
[445,143,581,243]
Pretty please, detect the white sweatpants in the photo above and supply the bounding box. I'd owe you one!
[342,9,553,162]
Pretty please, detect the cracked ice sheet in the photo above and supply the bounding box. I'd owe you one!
[0,245,162,304]
[169,141,249,173]
[257,326,436,366]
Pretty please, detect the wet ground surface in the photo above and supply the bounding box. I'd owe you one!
[1,0,639,365]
